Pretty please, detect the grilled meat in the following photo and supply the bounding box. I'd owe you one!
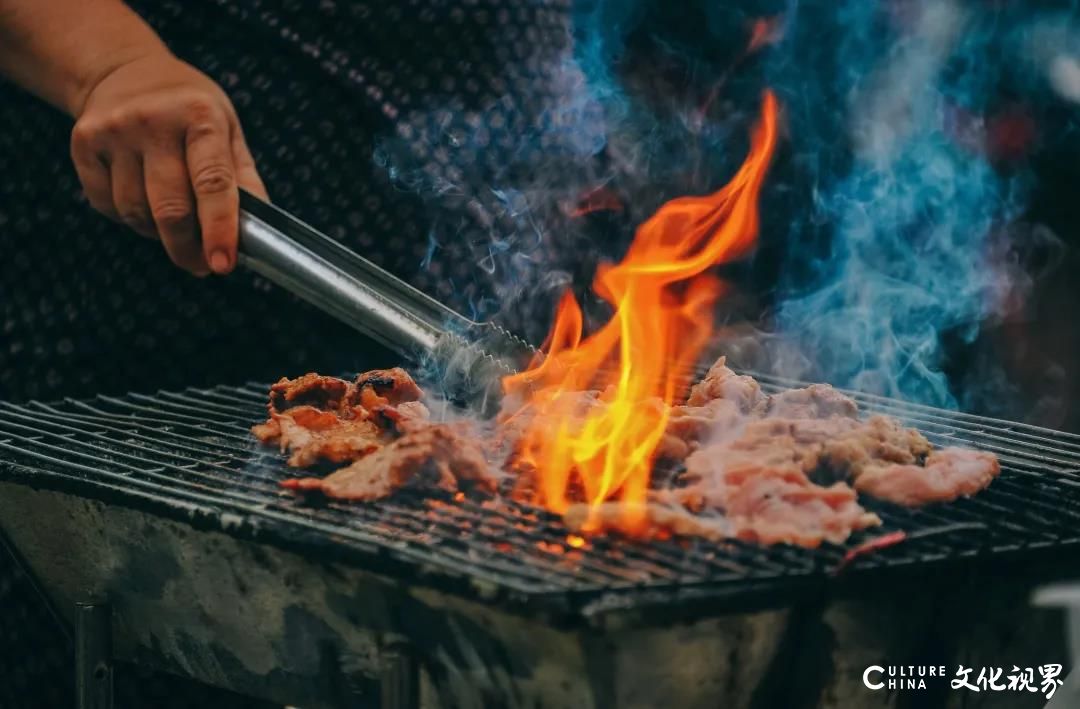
[764,383,859,420]
[256,370,497,501]
[685,356,765,412]
[657,398,743,460]
[720,473,881,548]
[253,370,427,468]
[282,424,496,501]
[354,367,424,407]
[268,373,353,414]
[254,359,1000,547]
[679,434,883,548]
[854,448,1001,506]
[648,358,996,544]
[373,400,433,435]
[253,405,387,468]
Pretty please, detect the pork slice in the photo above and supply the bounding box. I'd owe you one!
[258,405,387,467]
[686,356,765,412]
[658,398,744,460]
[352,367,424,407]
[282,424,497,501]
[251,418,281,442]
[722,473,881,548]
[854,447,1000,506]
[372,400,432,435]
[764,383,859,420]
[796,415,931,484]
[679,443,881,547]
[268,373,353,414]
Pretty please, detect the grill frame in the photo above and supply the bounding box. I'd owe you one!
[2,374,1080,628]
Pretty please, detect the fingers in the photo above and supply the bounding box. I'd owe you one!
[69,69,266,279]
[231,127,269,201]
[185,114,238,275]
[109,151,155,238]
[144,146,208,276]
[70,124,117,221]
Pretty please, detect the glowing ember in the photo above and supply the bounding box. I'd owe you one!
[565,534,587,549]
[568,186,624,218]
[502,91,780,536]
[747,16,784,54]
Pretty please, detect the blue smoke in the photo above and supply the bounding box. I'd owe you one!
[373,0,1066,412]
[764,0,1047,407]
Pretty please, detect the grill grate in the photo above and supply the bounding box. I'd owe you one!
[2,374,1080,624]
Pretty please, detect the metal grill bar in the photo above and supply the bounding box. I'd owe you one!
[1,378,1080,623]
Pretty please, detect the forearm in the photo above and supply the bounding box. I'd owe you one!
[0,0,168,116]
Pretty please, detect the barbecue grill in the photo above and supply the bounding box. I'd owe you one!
[0,371,1075,708]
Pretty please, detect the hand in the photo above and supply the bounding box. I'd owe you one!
[70,51,267,276]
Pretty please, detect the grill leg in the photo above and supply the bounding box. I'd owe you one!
[75,600,113,709]
[379,640,419,709]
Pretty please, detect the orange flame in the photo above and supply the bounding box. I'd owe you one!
[502,91,780,535]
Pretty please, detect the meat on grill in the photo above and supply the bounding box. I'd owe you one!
[253,405,386,467]
[268,373,353,414]
[677,425,885,547]
[652,358,997,545]
[254,372,418,466]
[764,383,860,420]
[253,359,1000,546]
[686,357,766,412]
[656,398,743,460]
[281,424,495,501]
[354,367,424,408]
[254,370,498,500]
[854,448,1001,506]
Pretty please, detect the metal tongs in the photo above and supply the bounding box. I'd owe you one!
[236,190,535,409]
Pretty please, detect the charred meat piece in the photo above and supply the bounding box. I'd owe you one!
[268,373,353,414]
[373,400,432,435]
[353,367,424,408]
[254,369,429,469]
[282,424,497,501]
[252,405,386,468]
[854,448,1001,506]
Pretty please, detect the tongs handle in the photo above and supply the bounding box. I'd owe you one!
[236,189,471,355]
